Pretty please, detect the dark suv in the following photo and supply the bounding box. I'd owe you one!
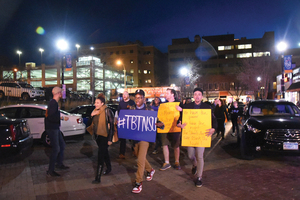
[239,100,300,159]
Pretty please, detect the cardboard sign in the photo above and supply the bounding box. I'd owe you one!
[118,109,157,142]
[182,109,212,147]
[157,102,181,133]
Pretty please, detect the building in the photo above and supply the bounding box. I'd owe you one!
[168,32,275,102]
[0,56,133,98]
[78,41,168,87]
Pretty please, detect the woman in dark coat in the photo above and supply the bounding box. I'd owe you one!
[214,99,228,140]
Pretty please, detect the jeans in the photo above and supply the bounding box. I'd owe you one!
[47,129,65,172]
[187,147,205,178]
[96,135,111,170]
[134,141,152,183]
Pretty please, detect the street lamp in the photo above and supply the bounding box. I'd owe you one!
[90,46,95,103]
[16,50,22,80]
[257,77,261,99]
[75,44,80,61]
[116,60,126,89]
[39,48,44,64]
[56,39,69,110]
[277,41,288,99]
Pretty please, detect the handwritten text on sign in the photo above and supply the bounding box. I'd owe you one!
[157,102,181,133]
[118,110,157,142]
[182,109,211,147]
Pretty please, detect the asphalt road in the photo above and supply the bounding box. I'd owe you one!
[0,123,299,200]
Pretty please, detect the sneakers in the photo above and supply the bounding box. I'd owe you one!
[119,154,125,159]
[160,163,171,171]
[174,162,181,170]
[152,150,159,155]
[192,166,197,175]
[56,164,70,170]
[231,132,235,137]
[195,177,202,187]
[132,182,142,194]
[47,171,61,177]
[146,168,155,181]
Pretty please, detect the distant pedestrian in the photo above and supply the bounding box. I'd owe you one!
[177,88,217,187]
[229,101,242,137]
[214,99,228,140]
[45,87,70,177]
[151,97,162,154]
[117,91,135,159]
[88,93,114,184]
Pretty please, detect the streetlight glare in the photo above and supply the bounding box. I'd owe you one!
[116,60,122,65]
[56,39,69,51]
[76,44,80,48]
[257,77,261,81]
[277,42,287,52]
[180,67,188,76]
[39,48,44,52]
[90,46,94,50]
[16,50,22,55]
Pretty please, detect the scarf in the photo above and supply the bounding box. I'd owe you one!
[93,105,108,137]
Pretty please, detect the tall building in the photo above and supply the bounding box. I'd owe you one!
[168,32,275,101]
[78,41,168,87]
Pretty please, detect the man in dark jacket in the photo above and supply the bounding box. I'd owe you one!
[177,88,217,188]
[45,87,69,177]
[229,101,242,137]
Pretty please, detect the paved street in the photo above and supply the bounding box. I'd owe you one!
[0,123,299,200]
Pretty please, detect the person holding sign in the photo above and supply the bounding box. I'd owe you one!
[160,88,182,171]
[177,88,217,188]
[87,93,114,184]
[129,89,162,194]
[117,91,135,159]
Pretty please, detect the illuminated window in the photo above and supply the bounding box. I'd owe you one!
[130,69,134,73]
[130,60,134,63]
[253,52,271,57]
[144,70,147,74]
[148,79,151,83]
[148,70,151,74]
[138,70,141,73]
[218,46,233,51]
[237,44,252,49]
[145,61,151,64]
[45,69,57,79]
[237,53,252,58]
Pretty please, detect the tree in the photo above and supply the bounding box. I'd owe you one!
[236,57,280,99]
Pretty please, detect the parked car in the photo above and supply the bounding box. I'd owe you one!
[68,104,117,127]
[0,81,45,101]
[238,100,300,160]
[0,114,33,153]
[0,104,85,147]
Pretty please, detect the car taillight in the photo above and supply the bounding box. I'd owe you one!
[9,124,16,141]
[77,118,83,124]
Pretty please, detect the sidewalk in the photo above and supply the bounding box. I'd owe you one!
[0,122,236,200]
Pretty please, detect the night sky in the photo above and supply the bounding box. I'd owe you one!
[0,0,299,66]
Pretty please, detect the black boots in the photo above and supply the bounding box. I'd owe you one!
[92,164,103,184]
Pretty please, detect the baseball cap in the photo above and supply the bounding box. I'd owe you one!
[135,89,145,96]
[52,87,62,95]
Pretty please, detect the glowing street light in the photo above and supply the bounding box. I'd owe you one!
[180,67,188,76]
[116,60,126,89]
[257,77,261,82]
[277,41,288,99]
[39,48,44,64]
[16,50,22,66]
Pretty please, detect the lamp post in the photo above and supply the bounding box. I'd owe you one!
[16,50,22,80]
[75,44,80,61]
[116,60,126,89]
[277,41,287,99]
[39,48,44,64]
[180,67,189,99]
[90,46,95,103]
[257,77,261,99]
[56,39,69,110]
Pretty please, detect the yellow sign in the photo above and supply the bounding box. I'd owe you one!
[157,102,181,133]
[182,109,211,147]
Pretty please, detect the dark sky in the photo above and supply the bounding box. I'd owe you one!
[0,0,300,66]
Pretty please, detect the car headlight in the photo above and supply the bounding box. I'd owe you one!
[246,124,261,133]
